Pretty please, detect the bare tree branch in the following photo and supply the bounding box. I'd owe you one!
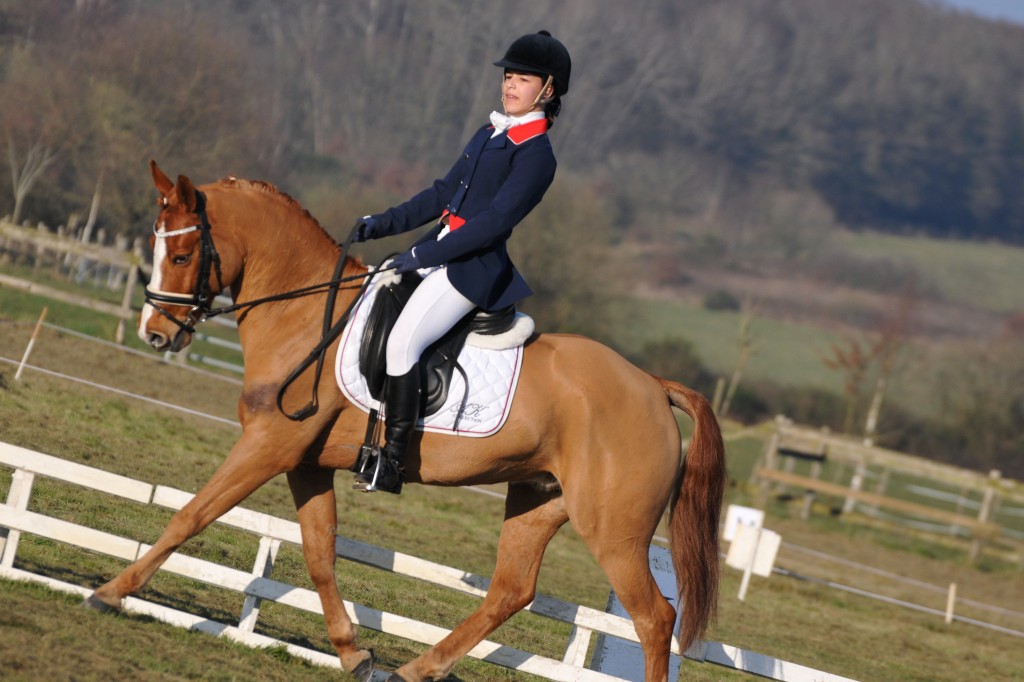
[7,138,56,225]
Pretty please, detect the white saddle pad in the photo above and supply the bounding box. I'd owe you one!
[334,269,527,437]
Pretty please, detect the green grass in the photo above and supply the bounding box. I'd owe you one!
[0,370,598,680]
[2,331,1023,681]
[611,296,847,394]
[0,579,331,682]
[0,283,244,376]
[0,261,133,306]
[0,287,134,345]
[609,230,1024,431]
[603,289,1004,429]
[839,231,1024,315]
[3,257,1024,681]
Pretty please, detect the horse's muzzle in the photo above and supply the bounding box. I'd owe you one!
[142,327,192,353]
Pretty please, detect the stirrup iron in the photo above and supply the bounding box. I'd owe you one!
[353,407,383,492]
[353,444,385,492]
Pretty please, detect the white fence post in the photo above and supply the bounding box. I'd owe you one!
[1,468,36,567]
[238,535,281,636]
[843,459,867,514]
[970,470,1001,563]
[562,625,593,667]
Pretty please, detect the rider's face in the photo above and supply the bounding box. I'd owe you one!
[502,71,550,117]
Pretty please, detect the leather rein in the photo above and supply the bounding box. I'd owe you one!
[145,190,376,421]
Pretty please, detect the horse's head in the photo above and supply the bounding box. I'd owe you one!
[139,160,226,352]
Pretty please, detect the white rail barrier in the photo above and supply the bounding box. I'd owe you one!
[0,441,857,681]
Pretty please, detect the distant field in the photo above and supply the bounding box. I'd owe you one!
[605,229,1024,422]
[610,296,847,394]
[839,231,1024,316]
[608,295,961,425]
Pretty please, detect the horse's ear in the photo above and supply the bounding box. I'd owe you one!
[175,174,198,212]
[150,159,173,196]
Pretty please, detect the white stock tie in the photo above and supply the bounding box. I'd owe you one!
[489,110,517,134]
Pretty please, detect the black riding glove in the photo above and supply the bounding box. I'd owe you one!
[390,249,422,274]
[351,216,378,243]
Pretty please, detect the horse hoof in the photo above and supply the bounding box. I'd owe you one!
[82,592,121,614]
[350,652,375,682]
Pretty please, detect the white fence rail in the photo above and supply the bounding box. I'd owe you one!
[0,441,856,681]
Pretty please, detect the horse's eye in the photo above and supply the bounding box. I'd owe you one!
[172,254,191,266]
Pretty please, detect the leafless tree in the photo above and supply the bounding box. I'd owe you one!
[6,140,55,225]
[719,303,761,419]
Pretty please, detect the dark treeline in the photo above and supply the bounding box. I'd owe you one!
[2,0,1024,244]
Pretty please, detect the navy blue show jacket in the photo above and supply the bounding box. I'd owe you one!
[370,120,556,311]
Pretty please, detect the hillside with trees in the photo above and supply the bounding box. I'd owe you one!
[5,0,1024,242]
[2,0,1023,476]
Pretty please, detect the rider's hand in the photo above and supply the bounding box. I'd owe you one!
[390,249,422,274]
[351,216,377,242]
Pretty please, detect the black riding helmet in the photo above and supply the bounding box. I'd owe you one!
[494,30,571,97]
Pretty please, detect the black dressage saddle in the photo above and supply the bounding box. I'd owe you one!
[358,273,517,417]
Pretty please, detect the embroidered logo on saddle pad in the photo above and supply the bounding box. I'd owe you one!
[335,268,532,437]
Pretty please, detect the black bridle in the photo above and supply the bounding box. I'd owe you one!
[144,190,378,421]
[144,189,224,337]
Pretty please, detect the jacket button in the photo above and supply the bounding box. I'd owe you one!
[464,154,470,159]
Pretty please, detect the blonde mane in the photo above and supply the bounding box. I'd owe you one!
[216,176,336,242]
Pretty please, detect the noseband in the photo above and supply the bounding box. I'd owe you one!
[145,189,224,336]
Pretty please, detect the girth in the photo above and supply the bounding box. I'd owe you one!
[358,273,517,416]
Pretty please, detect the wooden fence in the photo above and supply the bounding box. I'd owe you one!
[1,218,146,344]
[1,219,243,372]
[0,218,145,274]
[0,441,856,682]
[753,417,1024,565]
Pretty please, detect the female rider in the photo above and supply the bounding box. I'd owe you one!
[351,30,571,494]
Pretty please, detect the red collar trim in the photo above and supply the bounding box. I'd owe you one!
[507,118,549,145]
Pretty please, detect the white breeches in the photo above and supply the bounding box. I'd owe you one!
[386,267,476,376]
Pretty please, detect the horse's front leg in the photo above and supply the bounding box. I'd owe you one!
[85,421,309,610]
[286,465,374,681]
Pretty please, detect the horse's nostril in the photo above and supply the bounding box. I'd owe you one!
[147,332,168,350]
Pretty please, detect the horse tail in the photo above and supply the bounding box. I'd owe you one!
[655,375,727,652]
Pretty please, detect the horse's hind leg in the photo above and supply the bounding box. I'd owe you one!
[571,489,677,681]
[392,482,568,682]
[286,466,374,680]
[563,459,678,678]
[589,542,677,681]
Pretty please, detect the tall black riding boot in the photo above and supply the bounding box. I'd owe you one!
[354,366,420,494]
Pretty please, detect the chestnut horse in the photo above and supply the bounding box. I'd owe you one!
[86,161,726,682]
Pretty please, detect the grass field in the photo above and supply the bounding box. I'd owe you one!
[2,300,1024,680]
[610,296,848,394]
[613,229,1024,430]
[837,231,1024,316]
